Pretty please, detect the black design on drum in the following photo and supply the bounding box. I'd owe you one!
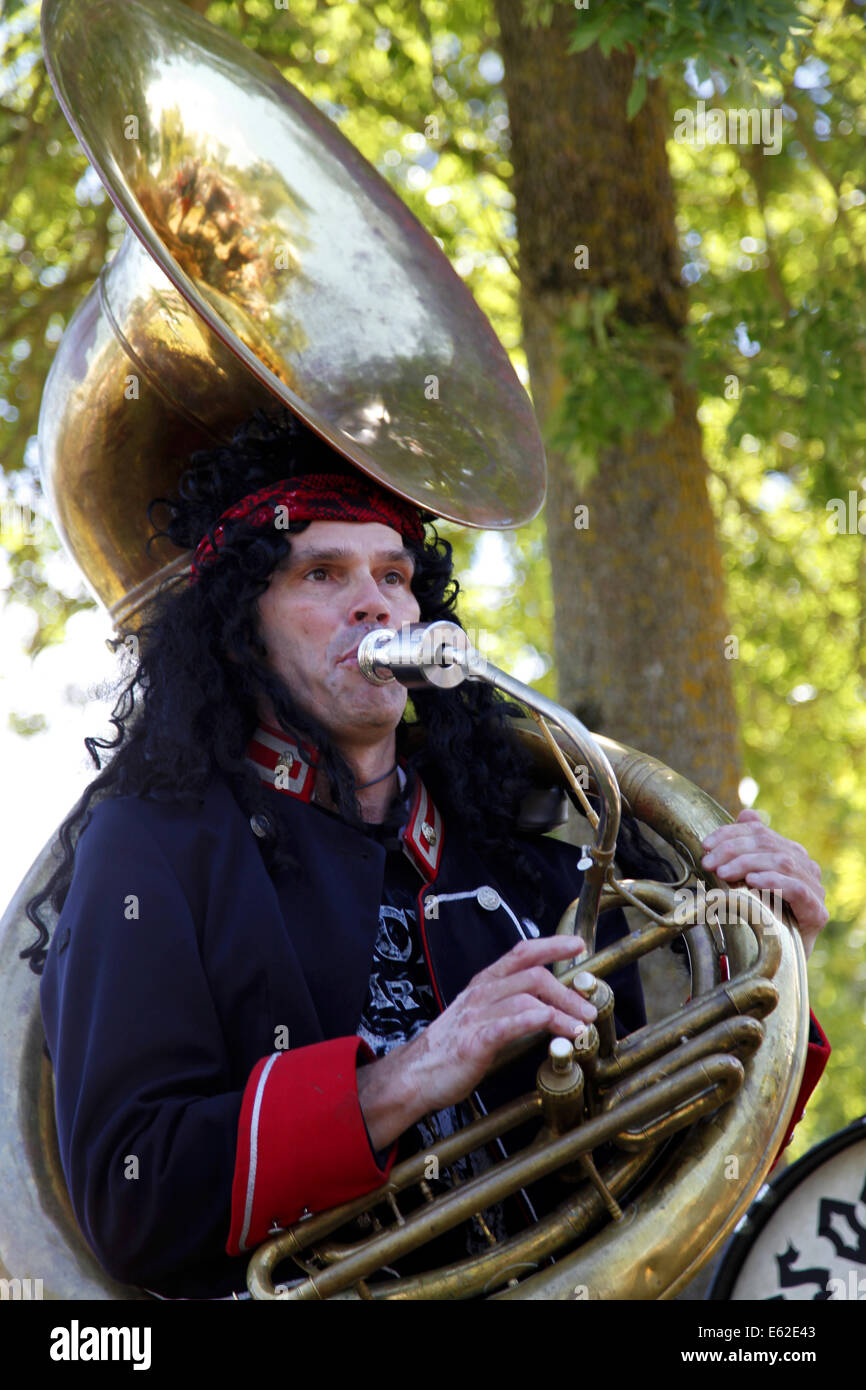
[710,1117,866,1301]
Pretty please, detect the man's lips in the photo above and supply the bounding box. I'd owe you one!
[337,631,383,667]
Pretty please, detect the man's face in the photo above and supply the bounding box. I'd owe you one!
[256,519,421,745]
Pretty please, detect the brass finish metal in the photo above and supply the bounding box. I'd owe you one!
[250,1062,745,1301]
[577,975,616,1058]
[38,0,545,624]
[537,1042,585,1135]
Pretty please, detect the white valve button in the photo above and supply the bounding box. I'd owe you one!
[549,1037,574,1072]
[573,971,596,993]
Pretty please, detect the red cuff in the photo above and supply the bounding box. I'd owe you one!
[772,1011,831,1164]
[226,1036,396,1255]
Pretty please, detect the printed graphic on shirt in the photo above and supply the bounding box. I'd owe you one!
[357,888,508,1249]
[357,901,437,1057]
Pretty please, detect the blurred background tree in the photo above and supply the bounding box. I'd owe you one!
[1,0,863,1167]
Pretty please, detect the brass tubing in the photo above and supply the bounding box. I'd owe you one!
[594,977,779,1087]
[250,1091,541,1269]
[601,880,687,908]
[457,654,621,953]
[485,911,776,1082]
[566,917,707,979]
[558,890,782,987]
[249,1060,743,1300]
[558,890,719,999]
[600,1016,763,1112]
[529,708,599,829]
[680,920,720,1000]
[598,880,683,925]
[371,1150,650,1301]
[597,883,720,998]
[576,1154,624,1221]
[613,1056,744,1150]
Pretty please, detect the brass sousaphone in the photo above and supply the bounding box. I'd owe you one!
[0,0,808,1301]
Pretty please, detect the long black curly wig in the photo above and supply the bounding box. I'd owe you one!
[23,405,671,974]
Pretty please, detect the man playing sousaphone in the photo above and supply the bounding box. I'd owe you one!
[19,0,831,1304]
[24,406,830,1300]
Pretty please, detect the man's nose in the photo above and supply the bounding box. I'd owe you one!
[349,571,392,624]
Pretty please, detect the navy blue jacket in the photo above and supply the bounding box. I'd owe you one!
[40,770,642,1299]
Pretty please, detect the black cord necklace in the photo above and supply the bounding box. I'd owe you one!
[355,762,398,790]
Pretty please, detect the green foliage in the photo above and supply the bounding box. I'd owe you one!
[544,289,676,487]
[445,514,557,700]
[664,0,866,1149]
[560,0,812,113]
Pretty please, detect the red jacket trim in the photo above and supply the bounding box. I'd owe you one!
[246,722,317,801]
[226,1036,396,1255]
[402,775,443,879]
[773,1011,831,1163]
[244,729,444,872]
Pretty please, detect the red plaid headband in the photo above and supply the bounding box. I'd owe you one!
[190,473,426,581]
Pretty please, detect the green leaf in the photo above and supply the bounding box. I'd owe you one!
[626,72,648,120]
[565,14,614,55]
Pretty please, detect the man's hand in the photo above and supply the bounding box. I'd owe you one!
[357,935,596,1152]
[701,808,828,960]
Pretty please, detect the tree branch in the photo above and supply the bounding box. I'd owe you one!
[738,145,793,317]
[783,88,848,210]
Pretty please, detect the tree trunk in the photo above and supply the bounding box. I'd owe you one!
[494,1,742,810]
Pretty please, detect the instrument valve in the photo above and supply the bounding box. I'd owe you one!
[538,1038,586,1136]
[573,973,616,1059]
[549,1036,576,1074]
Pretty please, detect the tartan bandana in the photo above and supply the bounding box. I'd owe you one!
[189,473,426,581]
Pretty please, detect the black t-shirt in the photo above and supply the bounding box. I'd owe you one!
[357,790,511,1254]
[356,825,437,1058]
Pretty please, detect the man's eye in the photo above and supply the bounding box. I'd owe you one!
[305,567,328,581]
[384,570,407,585]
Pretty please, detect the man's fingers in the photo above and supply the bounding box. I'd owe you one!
[704,848,803,880]
[743,870,828,933]
[482,967,598,1023]
[474,1005,554,1053]
[483,934,587,981]
[475,1004,587,1055]
[702,819,820,884]
[702,824,775,856]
